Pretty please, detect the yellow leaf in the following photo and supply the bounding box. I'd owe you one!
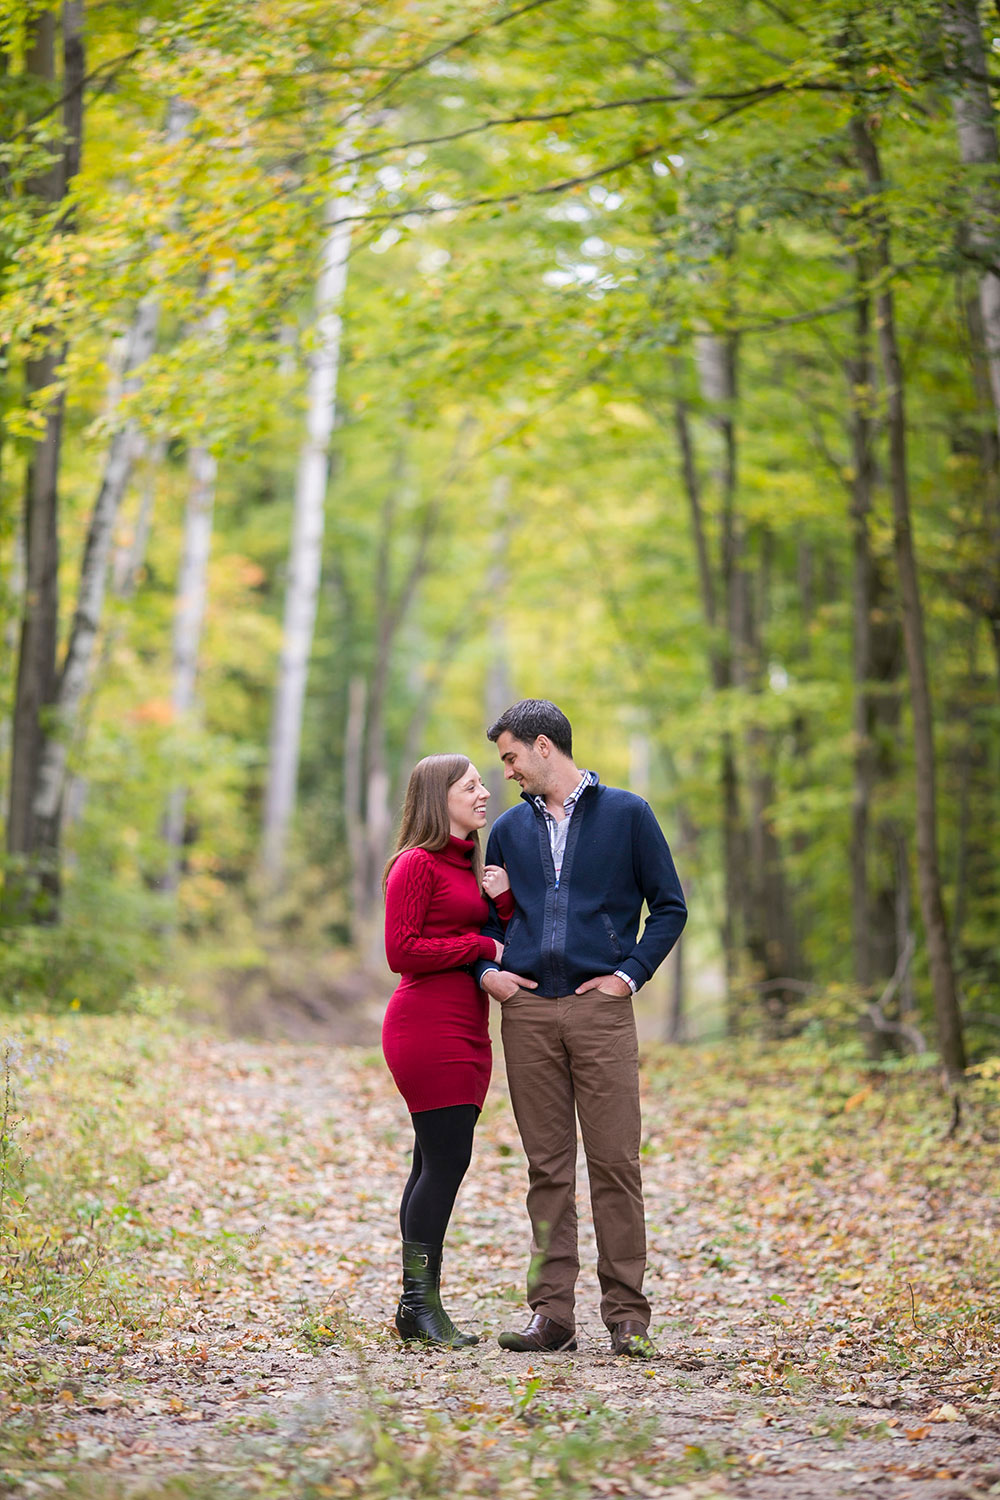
[928,1403,963,1423]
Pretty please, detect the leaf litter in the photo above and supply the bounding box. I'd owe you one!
[0,1014,998,1498]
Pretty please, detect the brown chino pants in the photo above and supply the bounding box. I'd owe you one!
[500,989,650,1331]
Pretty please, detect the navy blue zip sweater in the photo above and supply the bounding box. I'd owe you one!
[473,780,687,997]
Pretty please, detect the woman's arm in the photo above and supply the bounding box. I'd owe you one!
[494,889,515,923]
[385,851,499,974]
[482,864,514,924]
[474,830,508,986]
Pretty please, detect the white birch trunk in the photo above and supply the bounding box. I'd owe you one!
[30,97,188,839]
[160,438,218,883]
[171,441,217,726]
[112,433,165,598]
[261,182,354,887]
[31,290,160,832]
[157,250,226,888]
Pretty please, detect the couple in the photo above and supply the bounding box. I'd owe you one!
[381,699,687,1358]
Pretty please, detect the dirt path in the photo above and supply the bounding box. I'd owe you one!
[2,1028,999,1499]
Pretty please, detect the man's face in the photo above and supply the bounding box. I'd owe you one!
[495,731,549,796]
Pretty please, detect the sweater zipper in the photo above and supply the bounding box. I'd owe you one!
[533,804,559,989]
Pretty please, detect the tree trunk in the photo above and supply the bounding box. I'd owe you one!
[665,931,685,1044]
[61,2,84,181]
[159,439,217,890]
[44,94,188,819]
[828,251,906,1030]
[7,348,63,879]
[359,454,405,953]
[342,420,472,950]
[743,537,802,1027]
[5,6,81,915]
[846,278,908,1058]
[848,270,877,990]
[851,114,966,1078]
[691,334,748,1032]
[0,525,25,770]
[111,434,166,599]
[31,290,160,858]
[944,0,1000,451]
[344,673,368,944]
[673,390,717,639]
[895,832,917,1021]
[484,475,514,820]
[261,181,353,890]
[944,3,1000,691]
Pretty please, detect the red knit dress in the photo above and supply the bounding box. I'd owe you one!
[382,836,513,1113]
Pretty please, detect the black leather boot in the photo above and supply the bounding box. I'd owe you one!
[395,1241,479,1348]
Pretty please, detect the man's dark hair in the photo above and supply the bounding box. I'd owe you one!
[487,699,573,757]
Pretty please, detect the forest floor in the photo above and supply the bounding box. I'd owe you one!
[1,1007,999,1500]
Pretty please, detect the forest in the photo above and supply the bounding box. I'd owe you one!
[3,7,1000,1499]
[2,0,999,1075]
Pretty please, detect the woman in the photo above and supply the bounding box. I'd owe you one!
[382,754,513,1348]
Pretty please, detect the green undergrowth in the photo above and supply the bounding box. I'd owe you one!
[0,1012,205,1347]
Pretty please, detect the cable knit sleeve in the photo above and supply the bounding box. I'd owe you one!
[384,850,497,974]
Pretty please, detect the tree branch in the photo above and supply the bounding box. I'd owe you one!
[347,79,856,169]
[339,0,569,128]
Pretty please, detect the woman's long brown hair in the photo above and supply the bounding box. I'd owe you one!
[382,754,484,893]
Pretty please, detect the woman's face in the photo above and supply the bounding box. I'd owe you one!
[447,763,490,837]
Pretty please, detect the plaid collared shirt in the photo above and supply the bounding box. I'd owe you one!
[531,768,599,885]
[529,768,635,993]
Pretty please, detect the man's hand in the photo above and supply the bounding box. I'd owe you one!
[575,975,632,997]
[481,969,537,1002]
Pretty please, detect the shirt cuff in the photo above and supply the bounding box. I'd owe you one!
[614,970,637,994]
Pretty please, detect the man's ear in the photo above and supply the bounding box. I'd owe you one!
[535,735,551,758]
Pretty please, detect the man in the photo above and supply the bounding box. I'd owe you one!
[476,699,686,1358]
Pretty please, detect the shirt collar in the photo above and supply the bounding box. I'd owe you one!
[530,768,598,818]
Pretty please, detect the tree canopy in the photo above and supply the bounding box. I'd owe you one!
[1,0,997,1073]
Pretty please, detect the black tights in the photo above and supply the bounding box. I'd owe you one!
[399,1103,479,1245]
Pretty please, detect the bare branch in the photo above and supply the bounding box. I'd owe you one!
[348,79,855,169]
[340,0,569,128]
[865,935,928,1055]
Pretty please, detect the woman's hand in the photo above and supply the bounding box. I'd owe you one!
[482,864,510,898]
[493,940,505,963]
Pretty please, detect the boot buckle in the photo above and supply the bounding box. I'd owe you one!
[413,1252,430,1268]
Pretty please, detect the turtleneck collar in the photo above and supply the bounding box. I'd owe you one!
[439,833,476,866]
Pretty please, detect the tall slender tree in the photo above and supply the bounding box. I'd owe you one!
[261,173,354,890]
[851,112,966,1078]
[6,3,84,914]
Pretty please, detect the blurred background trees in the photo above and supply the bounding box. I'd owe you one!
[0,0,997,1069]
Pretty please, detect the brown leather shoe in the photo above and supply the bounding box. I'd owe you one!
[610,1320,658,1358]
[498,1313,577,1352]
